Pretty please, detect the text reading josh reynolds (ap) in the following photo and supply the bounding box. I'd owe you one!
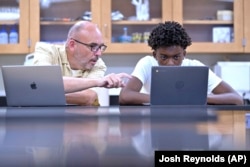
[155,151,250,166]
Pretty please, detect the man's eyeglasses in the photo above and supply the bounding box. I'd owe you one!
[71,38,107,53]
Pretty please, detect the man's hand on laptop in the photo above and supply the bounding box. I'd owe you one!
[98,73,131,88]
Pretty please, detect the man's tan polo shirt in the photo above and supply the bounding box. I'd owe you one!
[33,42,107,79]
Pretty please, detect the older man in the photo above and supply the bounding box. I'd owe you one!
[33,21,131,106]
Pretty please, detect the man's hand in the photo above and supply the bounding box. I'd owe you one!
[97,73,132,88]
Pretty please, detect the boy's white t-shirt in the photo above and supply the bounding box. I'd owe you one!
[131,55,222,94]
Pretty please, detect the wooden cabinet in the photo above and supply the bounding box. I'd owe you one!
[173,0,244,53]
[0,0,30,54]
[30,0,172,54]
[100,0,172,54]
[244,0,250,52]
[29,0,102,52]
[0,0,249,54]
[29,0,250,54]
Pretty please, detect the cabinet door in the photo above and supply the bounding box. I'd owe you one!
[0,0,29,54]
[244,0,250,52]
[29,0,101,52]
[173,0,244,53]
[100,0,172,54]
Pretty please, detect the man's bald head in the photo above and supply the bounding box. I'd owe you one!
[67,21,100,39]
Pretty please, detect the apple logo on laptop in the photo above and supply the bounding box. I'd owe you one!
[30,82,37,89]
[175,81,184,90]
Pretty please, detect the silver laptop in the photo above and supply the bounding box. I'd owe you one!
[1,65,66,106]
[150,66,209,105]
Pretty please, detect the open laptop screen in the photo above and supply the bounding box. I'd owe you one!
[1,65,66,106]
[150,66,209,106]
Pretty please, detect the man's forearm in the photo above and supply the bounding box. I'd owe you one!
[63,77,99,93]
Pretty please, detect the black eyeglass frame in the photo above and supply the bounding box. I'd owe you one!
[71,38,107,52]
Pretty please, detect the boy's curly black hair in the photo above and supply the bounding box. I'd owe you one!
[148,21,192,50]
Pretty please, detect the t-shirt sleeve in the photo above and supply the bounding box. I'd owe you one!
[193,60,223,93]
[182,59,222,93]
[131,56,154,84]
[207,69,222,93]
